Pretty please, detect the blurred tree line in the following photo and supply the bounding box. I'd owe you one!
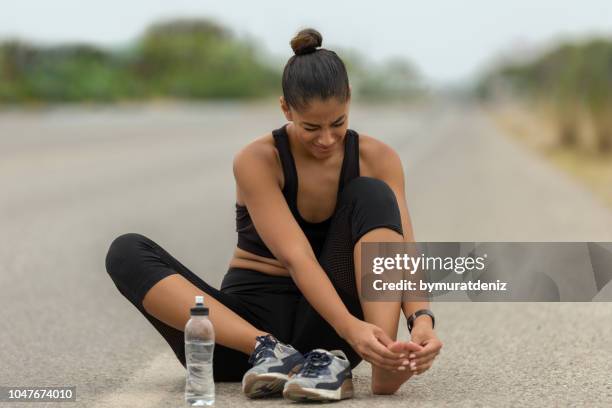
[478,38,612,153]
[341,49,424,101]
[0,19,278,102]
[0,18,423,104]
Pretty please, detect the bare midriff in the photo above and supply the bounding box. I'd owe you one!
[228,247,291,277]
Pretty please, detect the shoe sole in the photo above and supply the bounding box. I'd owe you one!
[283,378,354,402]
[242,372,289,398]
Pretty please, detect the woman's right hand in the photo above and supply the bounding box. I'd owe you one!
[339,317,407,371]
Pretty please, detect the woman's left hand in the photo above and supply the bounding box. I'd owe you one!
[407,323,442,375]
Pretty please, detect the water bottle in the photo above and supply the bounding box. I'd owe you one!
[185,295,215,406]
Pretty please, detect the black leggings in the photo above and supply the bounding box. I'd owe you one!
[105,176,403,381]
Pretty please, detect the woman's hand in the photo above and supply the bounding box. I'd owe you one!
[339,317,407,371]
[407,321,442,375]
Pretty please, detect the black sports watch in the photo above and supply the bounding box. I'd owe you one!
[407,309,435,333]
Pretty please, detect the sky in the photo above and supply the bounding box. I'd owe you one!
[1,0,611,85]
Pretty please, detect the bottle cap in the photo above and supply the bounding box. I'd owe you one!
[190,295,209,316]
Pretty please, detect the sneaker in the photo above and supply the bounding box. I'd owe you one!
[241,334,305,398]
[282,349,354,402]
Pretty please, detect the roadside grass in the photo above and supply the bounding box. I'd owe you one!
[490,102,612,209]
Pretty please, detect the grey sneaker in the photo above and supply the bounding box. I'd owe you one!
[242,334,305,398]
[282,349,354,402]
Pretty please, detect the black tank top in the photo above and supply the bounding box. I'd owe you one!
[235,123,360,259]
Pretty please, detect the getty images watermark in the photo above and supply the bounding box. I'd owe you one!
[360,242,612,302]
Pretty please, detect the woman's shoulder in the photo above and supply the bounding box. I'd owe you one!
[234,131,278,163]
[232,131,283,185]
[356,132,403,178]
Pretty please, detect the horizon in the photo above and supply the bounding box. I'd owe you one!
[1,1,612,85]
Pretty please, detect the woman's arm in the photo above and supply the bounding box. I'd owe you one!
[233,142,403,369]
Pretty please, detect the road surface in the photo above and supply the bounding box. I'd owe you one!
[1,101,611,407]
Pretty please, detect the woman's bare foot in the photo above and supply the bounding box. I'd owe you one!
[371,341,423,395]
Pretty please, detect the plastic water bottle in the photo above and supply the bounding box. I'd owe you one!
[185,295,215,406]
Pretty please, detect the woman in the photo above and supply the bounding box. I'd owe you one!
[105,28,442,401]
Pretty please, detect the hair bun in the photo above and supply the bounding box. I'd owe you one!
[290,28,322,56]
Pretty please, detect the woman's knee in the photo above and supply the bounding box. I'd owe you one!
[342,177,398,207]
[105,233,154,293]
[106,233,150,270]
[340,177,403,240]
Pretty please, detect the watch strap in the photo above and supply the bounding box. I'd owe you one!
[407,309,435,333]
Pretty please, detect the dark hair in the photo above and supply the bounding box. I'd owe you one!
[282,28,350,111]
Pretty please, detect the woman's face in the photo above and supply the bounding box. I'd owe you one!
[281,96,350,160]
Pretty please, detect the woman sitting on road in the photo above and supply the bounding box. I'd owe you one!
[105,28,442,402]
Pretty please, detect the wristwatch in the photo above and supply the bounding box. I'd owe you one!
[407,309,435,333]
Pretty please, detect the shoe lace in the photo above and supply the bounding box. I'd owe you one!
[248,335,278,365]
[300,351,332,378]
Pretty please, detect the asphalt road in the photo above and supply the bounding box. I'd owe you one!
[1,101,611,407]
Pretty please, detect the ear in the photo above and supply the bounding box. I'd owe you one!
[279,96,293,121]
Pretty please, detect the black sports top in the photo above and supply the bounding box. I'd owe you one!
[235,123,360,259]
